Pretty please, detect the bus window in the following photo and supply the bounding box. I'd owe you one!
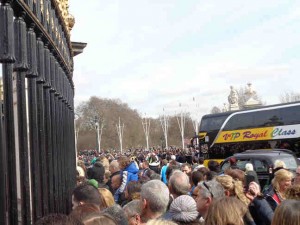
[280,105,300,125]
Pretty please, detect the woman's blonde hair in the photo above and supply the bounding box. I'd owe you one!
[216,175,250,205]
[205,197,247,225]
[272,169,293,195]
[272,200,300,225]
[98,188,115,207]
[99,156,110,172]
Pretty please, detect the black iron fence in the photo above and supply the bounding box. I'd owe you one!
[0,0,76,224]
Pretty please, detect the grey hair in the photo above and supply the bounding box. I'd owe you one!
[103,204,128,225]
[169,171,190,196]
[141,180,170,213]
[245,163,254,172]
[198,180,225,199]
[123,199,142,217]
[110,160,120,169]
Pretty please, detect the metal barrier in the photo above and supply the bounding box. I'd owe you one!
[0,0,77,224]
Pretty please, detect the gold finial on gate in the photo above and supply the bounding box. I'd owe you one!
[54,0,75,34]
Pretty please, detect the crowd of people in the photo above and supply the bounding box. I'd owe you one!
[36,149,300,225]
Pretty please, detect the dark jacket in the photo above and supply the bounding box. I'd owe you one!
[245,171,260,187]
[263,185,280,211]
[249,197,274,225]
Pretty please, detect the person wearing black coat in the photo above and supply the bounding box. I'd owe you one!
[246,182,274,225]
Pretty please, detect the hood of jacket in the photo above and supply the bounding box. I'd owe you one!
[125,161,139,174]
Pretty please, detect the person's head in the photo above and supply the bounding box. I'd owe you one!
[294,166,300,185]
[245,163,254,172]
[69,203,100,222]
[285,184,300,200]
[224,169,245,183]
[35,213,83,225]
[191,171,204,186]
[142,161,150,169]
[196,180,225,218]
[98,188,115,207]
[125,181,142,200]
[118,156,131,170]
[197,167,210,181]
[168,171,190,198]
[109,160,120,174]
[72,183,107,210]
[140,180,170,222]
[229,157,237,166]
[181,163,192,175]
[198,157,204,165]
[103,204,129,225]
[161,159,168,166]
[272,199,300,225]
[169,195,199,223]
[207,160,220,173]
[272,169,293,194]
[111,174,121,190]
[123,200,143,225]
[168,160,177,167]
[274,160,287,170]
[99,156,110,172]
[103,171,111,184]
[216,175,250,205]
[166,165,180,182]
[87,161,105,183]
[82,213,117,225]
[205,197,247,225]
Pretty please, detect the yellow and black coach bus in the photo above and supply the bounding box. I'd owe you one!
[195,102,300,159]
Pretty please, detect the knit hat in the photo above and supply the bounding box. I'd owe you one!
[169,195,198,222]
[88,179,99,189]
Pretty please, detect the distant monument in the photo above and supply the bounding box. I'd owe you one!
[228,86,239,111]
[244,83,261,109]
[222,103,228,112]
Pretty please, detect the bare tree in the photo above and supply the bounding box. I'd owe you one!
[279,91,300,103]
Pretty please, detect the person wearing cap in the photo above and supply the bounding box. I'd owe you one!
[169,195,199,224]
[229,157,239,170]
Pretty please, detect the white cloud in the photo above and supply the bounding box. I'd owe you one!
[70,0,300,118]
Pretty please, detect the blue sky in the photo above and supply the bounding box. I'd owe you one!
[69,0,300,118]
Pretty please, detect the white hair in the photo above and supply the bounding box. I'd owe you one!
[245,163,254,172]
[274,160,286,169]
[141,180,170,213]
